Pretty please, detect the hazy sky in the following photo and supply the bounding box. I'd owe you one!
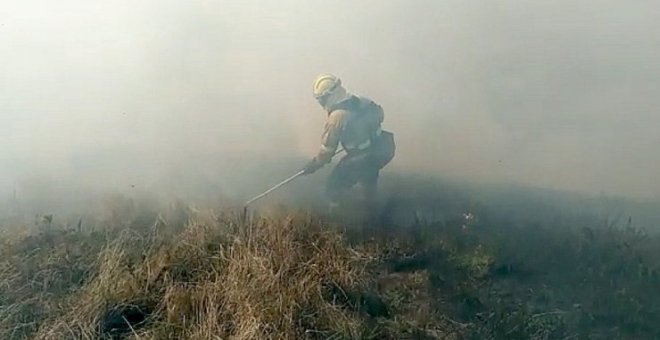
[1,0,659,201]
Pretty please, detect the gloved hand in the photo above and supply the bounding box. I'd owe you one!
[302,159,322,175]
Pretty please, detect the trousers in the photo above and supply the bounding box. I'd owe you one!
[326,131,395,204]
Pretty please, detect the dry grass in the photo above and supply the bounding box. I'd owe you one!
[3,191,660,339]
[2,211,381,340]
[0,203,460,339]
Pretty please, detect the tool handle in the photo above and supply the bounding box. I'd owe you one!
[243,147,345,208]
[244,170,305,207]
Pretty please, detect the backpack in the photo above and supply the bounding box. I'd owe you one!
[331,95,384,126]
[353,97,394,166]
[331,96,395,165]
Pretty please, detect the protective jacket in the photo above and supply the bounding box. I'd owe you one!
[311,95,384,167]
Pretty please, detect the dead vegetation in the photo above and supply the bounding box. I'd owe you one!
[2,211,378,339]
[2,191,660,339]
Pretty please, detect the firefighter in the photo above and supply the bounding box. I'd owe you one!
[302,74,395,211]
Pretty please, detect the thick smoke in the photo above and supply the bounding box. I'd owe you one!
[1,0,659,212]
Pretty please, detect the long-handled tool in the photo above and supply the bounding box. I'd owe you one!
[243,147,345,214]
[244,170,305,208]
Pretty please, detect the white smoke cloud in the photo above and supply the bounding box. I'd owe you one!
[1,0,659,202]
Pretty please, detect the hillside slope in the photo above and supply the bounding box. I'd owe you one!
[1,196,660,339]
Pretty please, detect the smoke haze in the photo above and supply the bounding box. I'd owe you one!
[2,0,660,208]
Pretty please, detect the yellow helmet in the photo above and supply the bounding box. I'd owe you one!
[312,74,342,99]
